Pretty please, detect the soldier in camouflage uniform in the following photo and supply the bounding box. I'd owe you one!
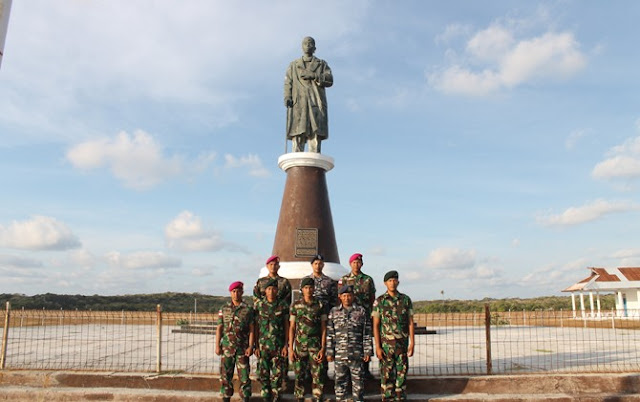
[301,254,338,315]
[216,281,255,402]
[254,255,292,305]
[289,277,327,402]
[340,252,376,379]
[326,285,373,402]
[372,271,415,401]
[254,278,290,402]
[301,254,337,384]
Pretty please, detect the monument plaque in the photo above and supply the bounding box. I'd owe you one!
[295,228,318,257]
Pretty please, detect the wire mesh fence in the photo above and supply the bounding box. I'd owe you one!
[2,303,640,376]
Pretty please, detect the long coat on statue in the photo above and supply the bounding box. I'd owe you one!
[284,56,333,140]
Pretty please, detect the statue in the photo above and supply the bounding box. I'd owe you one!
[284,37,333,153]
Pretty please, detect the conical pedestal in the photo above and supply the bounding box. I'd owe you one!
[259,152,347,281]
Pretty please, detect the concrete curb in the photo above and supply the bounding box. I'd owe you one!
[2,371,640,401]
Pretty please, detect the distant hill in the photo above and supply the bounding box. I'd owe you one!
[414,295,616,313]
[0,292,233,313]
[0,292,616,313]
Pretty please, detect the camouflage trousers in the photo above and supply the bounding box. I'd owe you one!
[379,340,409,401]
[219,352,251,398]
[257,350,286,400]
[334,358,364,402]
[292,348,325,399]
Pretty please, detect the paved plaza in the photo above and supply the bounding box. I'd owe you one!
[3,323,640,375]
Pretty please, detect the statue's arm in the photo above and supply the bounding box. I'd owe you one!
[316,61,333,88]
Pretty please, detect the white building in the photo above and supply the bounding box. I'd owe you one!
[562,267,640,318]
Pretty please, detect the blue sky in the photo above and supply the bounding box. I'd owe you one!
[1,1,640,301]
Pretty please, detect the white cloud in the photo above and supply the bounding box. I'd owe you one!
[435,23,472,45]
[67,249,97,270]
[425,247,476,270]
[223,154,270,178]
[0,254,43,269]
[609,248,640,267]
[537,199,639,227]
[66,130,185,190]
[0,216,81,250]
[1,2,368,144]
[520,258,589,289]
[466,25,514,63]
[592,156,640,180]
[105,251,181,270]
[165,211,245,253]
[429,22,586,96]
[592,136,640,180]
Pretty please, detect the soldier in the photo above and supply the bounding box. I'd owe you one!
[289,277,327,402]
[301,254,338,315]
[254,255,292,305]
[254,278,290,402]
[326,285,373,402]
[372,271,415,402]
[301,254,337,383]
[340,252,376,379]
[216,281,255,402]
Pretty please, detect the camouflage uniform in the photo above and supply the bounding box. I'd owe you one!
[340,272,376,313]
[290,298,327,400]
[254,275,292,304]
[301,273,338,315]
[255,298,290,401]
[372,292,414,401]
[217,301,254,399]
[326,304,373,402]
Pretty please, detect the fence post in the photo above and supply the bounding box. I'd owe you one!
[156,304,162,373]
[1,302,10,369]
[485,303,492,375]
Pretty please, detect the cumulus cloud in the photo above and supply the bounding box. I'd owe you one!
[0,216,81,250]
[165,211,245,253]
[425,247,476,270]
[223,154,270,178]
[429,22,586,96]
[537,199,639,227]
[592,135,640,181]
[105,251,181,270]
[66,130,186,190]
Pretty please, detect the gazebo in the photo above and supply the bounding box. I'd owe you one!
[562,267,640,318]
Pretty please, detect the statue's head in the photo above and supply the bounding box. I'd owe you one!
[302,36,316,55]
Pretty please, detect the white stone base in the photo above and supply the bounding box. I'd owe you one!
[278,152,334,172]
[258,261,347,280]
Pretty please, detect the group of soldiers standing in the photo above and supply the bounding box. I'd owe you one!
[215,253,415,402]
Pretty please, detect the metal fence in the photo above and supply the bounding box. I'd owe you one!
[2,302,640,376]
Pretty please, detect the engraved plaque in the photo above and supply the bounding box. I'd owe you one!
[295,228,318,257]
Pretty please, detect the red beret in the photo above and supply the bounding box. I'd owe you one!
[228,281,243,291]
[266,255,279,265]
[349,253,363,263]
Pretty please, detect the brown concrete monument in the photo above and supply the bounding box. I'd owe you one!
[259,37,346,283]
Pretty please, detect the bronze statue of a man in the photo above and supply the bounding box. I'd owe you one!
[284,36,333,153]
